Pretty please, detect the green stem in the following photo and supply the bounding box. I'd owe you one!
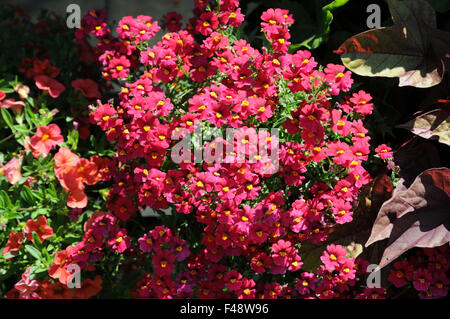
[391,285,411,299]
[0,134,14,144]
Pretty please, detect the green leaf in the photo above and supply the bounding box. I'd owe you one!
[24,104,38,127]
[289,0,349,51]
[31,208,50,220]
[1,107,14,130]
[20,185,36,205]
[0,190,13,210]
[25,245,42,260]
[322,0,350,11]
[29,265,48,276]
[6,210,21,219]
[42,247,51,263]
[32,231,43,248]
[0,87,15,94]
[62,234,82,245]
[45,183,59,203]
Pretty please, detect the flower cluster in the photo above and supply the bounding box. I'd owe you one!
[46,211,123,285]
[70,0,385,299]
[18,57,66,98]
[6,267,102,299]
[387,245,449,299]
[130,226,191,298]
[0,4,109,299]
[1,0,442,300]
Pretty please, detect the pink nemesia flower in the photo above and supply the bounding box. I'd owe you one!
[0,157,22,184]
[108,228,131,253]
[71,78,101,99]
[413,268,432,292]
[375,144,393,159]
[14,267,41,299]
[34,75,65,98]
[1,98,25,114]
[388,260,413,288]
[320,244,348,271]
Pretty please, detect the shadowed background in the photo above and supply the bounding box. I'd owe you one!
[0,0,195,25]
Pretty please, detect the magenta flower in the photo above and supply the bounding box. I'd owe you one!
[320,244,348,271]
[375,144,393,159]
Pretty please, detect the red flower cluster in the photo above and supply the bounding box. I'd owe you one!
[131,226,191,298]
[25,0,443,300]
[67,1,383,299]
[387,245,449,298]
[47,212,120,284]
[19,57,65,98]
[3,216,53,257]
[76,11,161,81]
[261,8,294,52]
[7,266,102,299]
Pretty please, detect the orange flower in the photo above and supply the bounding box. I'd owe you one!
[74,275,102,299]
[76,158,99,185]
[54,147,96,208]
[2,231,23,256]
[71,78,101,99]
[66,178,88,208]
[0,157,22,184]
[45,282,75,299]
[34,75,65,98]
[1,98,25,114]
[29,124,64,158]
[54,147,80,187]
[38,280,74,299]
[48,247,75,285]
[25,216,53,242]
